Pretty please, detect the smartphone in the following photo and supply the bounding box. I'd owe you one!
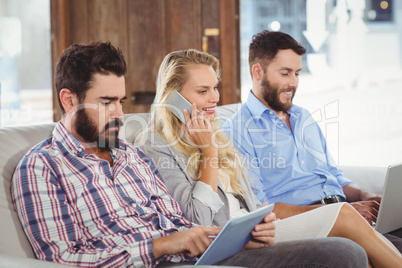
[165,90,199,123]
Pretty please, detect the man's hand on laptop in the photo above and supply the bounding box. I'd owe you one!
[350,195,381,224]
[245,208,276,249]
[361,191,382,204]
[352,191,382,224]
[343,185,382,224]
[152,226,221,258]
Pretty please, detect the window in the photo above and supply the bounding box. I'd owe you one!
[0,0,52,126]
[240,0,402,167]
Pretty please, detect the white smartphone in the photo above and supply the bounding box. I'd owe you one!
[165,90,199,123]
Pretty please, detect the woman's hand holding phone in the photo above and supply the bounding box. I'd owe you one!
[184,103,219,191]
[183,103,217,156]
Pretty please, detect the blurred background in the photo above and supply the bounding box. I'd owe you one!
[240,0,402,168]
[0,0,401,167]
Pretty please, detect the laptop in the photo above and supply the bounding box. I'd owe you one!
[375,162,402,234]
[195,204,275,266]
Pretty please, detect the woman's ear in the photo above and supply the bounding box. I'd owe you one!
[59,88,75,113]
[251,63,263,81]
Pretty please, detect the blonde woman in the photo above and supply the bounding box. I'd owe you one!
[136,49,402,268]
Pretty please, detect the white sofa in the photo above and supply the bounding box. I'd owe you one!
[0,103,387,266]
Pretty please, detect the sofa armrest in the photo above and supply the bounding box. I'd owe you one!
[340,166,387,195]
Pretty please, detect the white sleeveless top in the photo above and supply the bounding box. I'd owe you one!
[226,181,345,243]
[226,184,249,219]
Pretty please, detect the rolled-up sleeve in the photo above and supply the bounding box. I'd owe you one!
[193,181,224,213]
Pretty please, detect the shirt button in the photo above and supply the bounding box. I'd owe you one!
[280,124,283,127]
[301,160,304,164]
[270,111,273,115]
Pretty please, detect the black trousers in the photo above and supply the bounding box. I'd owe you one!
[384,228,402,252]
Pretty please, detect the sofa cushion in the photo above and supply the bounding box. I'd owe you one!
[0,123,55,258]
[341,165,386,195]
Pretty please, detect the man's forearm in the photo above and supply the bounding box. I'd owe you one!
[342,184,382,203]
[273,203,322,219]
[342,184,366,202]
[152,236,169,259]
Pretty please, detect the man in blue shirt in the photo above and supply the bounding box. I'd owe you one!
[223,31,402,248]
[222,30,383,223]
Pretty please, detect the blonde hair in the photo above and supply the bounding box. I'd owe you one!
[140,49,245,196]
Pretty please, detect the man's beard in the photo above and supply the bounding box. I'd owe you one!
[75,109,123,149]
[261,75,295,112]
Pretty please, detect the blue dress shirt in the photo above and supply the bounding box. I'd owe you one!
[222,91,353,206]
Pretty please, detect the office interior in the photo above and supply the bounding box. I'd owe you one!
[1,0,401,167]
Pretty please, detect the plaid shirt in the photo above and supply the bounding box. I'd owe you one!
[11,122,195,267]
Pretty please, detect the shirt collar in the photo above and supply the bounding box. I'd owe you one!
[245,90,271,119]
[52,122,127,157]
[245,90,300,119]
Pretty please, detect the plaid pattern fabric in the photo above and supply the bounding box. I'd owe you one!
[11,122,195,267]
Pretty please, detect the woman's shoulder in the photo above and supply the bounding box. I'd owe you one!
[135,130,168,147]
[136,131,185,160]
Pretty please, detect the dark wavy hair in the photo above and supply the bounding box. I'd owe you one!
[55,41,127,114]
[249,30,306,75]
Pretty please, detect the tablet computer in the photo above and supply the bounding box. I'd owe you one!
[195,204,275,266]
